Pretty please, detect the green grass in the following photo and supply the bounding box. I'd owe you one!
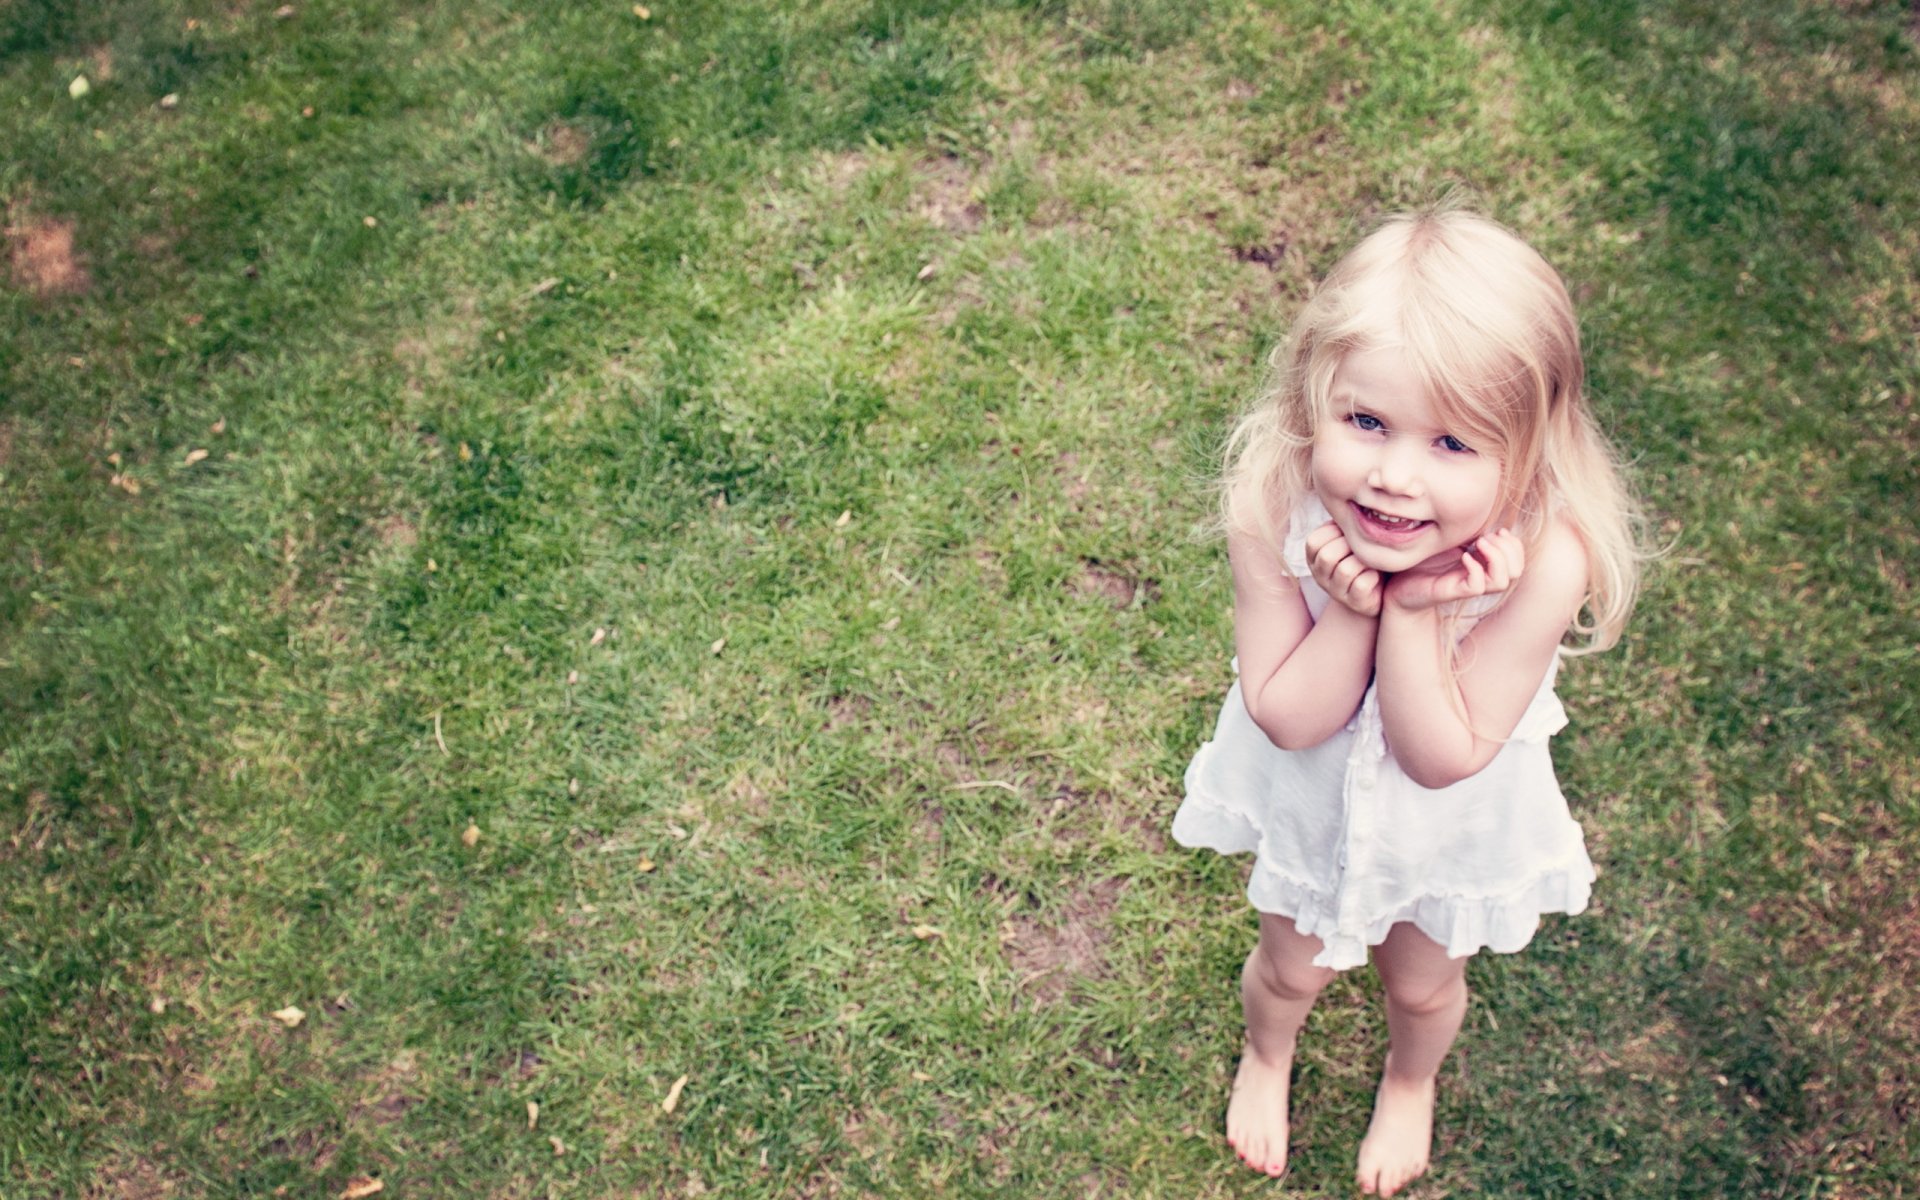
[4,0,1917,1195]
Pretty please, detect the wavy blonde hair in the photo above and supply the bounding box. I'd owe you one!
[1221,208,1642,653]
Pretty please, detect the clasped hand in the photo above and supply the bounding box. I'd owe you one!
[1304,523,1526,618]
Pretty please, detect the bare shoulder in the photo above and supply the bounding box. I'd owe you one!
[1500,512,1590,633]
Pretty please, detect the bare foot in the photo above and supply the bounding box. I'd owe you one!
[1355,1059,1435,1196]
[1225,1040,1293,1177]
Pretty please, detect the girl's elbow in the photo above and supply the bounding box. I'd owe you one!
[1405,761,1470,790]
[1247,700,1336,751]
[1404,747,1497,790]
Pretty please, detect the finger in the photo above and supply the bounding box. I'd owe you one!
[1304,521,1342,559]
[1353,570,1382,614]
[1460,547,1488,595]
[1497,527,1527,579]
[1475,536,1510,592]
[1312,534,1350,573]
[1484,529,1526,590]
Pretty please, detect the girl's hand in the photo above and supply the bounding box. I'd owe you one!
[1385,527,1526,613]
[1305,521,1384,617]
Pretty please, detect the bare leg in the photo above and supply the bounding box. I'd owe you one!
[1356,922,1469,1196]
[1227,913,1334,1177]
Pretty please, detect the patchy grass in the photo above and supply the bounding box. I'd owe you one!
[3,0,1917,1196]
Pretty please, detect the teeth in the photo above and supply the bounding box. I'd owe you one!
[1363,506,1420,528]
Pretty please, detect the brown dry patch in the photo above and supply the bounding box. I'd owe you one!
[533,120,591,166]
[373,514,418,551]
[917,156,985,234]
[723,768,774,822]
[0,418,14,471]
[392,297,483,392]
[1004,878,1125,1003]
[6,206,92,297]
[934,738,981,785]
[1055,450,1092,504]
[824,693,872,731]
[1069,559,1157,608]
[840,1107,901,1162]
[970,545,1008,592]
[352,1047,424,1127]
[85,1152,183,1200]
[809,147,874,193]
[1228,229,1292,270]
[1041,781,1169,855]
[1586,1014,1690,1082]
[913,798,946,846]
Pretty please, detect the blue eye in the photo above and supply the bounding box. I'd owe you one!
[1350,413,1384,432]
[1439,435,1472,453]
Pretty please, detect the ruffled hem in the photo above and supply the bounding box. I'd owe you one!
[1173,779,1594,972]
[1248,855,1594,971]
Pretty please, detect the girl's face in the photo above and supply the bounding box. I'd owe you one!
[1311,345,1505,576]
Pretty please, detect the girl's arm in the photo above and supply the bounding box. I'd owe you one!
[1374,516,1590,789]
[1229,526,1378,750]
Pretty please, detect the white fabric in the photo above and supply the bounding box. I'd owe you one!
[1172,496,1595,971]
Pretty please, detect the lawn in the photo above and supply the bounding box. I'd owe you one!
[3,1,1917,1196]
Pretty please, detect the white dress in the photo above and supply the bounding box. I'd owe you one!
[1172,496,1596,971]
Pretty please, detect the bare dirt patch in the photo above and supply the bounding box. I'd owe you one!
[5,207,92,297]
[352,1047,424,1127]
[1070,559,1158,608]
[373,514,418,551]
[1005,878,1125,1003]
[534,120,591,166]
[824,693,872,731]
[1229,228,1292,270]
[85,1152,182,1200]
[917,156,985,234]
[393,297,483,391]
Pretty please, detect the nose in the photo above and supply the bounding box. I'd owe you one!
[1367,437,1424,497]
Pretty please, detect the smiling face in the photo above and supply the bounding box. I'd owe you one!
[1310,345,1505,576]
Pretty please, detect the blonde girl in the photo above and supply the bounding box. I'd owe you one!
[1172,209,1640,1195]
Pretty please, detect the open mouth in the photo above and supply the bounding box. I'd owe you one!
[1352,503,1430,540]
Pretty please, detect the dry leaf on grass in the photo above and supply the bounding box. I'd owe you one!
[662,1074,689,1114]
[549,1135,566,1156]
[462,823,481,847]
[339,1179,383,1200]
[270,1005,306,1028]
[183,448,209,466]
[911,925,943,941]
[527,1100,540,1129]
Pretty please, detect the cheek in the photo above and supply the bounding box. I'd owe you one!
[1308,436,1349,484]
[1452,468,1504,526]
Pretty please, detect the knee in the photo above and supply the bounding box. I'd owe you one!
[1382,967,1467,1017]
[1249,939,1334,1003]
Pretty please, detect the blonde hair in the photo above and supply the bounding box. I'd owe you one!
[1221,208,1642,653]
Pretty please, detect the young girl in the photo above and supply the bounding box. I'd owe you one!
[1173,209,1640,1195]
